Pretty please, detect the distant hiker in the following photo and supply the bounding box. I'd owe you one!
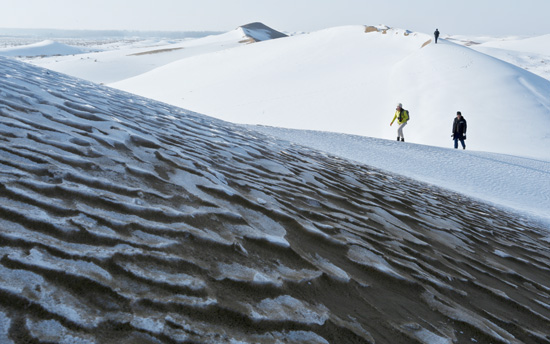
[452,111,467,149]
[390,103,409,142]
[434,29,440,44]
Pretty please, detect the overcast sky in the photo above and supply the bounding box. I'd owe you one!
[1,0,549,36]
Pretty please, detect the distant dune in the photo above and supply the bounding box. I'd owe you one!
[21,23,287,85]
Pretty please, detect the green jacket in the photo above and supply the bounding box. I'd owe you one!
[391,109,409,125]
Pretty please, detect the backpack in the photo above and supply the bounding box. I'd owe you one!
[398,109,410,122]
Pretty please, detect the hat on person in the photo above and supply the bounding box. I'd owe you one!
[396,103,402,108]
[457,111,462,116]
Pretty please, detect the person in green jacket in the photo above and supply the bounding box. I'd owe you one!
[390,103,409,142]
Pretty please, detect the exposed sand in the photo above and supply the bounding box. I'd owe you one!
[365,26,378,33]
[128,47,185,56]
[240,22,288,41]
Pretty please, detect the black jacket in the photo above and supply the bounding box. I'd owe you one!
[452,117,467,139]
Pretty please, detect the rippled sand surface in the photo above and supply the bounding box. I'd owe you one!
[1,57,549,343]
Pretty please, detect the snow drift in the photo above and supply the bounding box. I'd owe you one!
[1,57,550,343]
[476,34,550,56]
[465,34,550,80]
[246,125,550,222]
[0,40,90,57]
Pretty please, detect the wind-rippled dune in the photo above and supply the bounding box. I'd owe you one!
[1,56,549,343]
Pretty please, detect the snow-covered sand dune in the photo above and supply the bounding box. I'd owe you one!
[111,25,550,161]
[9,25,550,160]
[1,57,550,343]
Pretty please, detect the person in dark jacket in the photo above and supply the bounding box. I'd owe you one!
[434,29,440,44]
[452,111,467,149]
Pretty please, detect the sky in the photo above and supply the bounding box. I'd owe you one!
[1,0,550,36]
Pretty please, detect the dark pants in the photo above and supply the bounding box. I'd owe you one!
[435,36,438,44]
[454,138,465,149]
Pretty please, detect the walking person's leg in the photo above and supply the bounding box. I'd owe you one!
[398,123,407,141]
[460,138,466,149]
[454,138,458,149]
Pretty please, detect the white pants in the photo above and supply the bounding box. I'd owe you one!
[397,122,407,139]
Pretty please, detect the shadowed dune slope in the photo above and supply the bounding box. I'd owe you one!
[0,57,549,343]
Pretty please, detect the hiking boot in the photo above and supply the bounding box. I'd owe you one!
[397,137,400,141]
[401,138,404,142]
